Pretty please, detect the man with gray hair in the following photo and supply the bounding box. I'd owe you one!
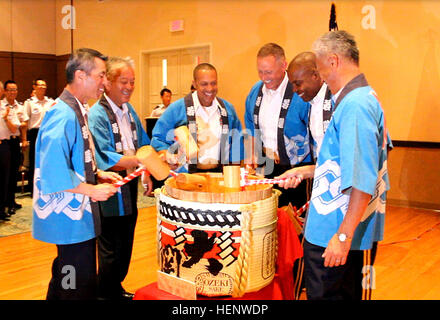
[244,43,311,208]
[32,48,120,300]
[88,56,152,300]
[278,31,391,300]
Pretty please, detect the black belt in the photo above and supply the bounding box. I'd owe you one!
[10,136,19,139]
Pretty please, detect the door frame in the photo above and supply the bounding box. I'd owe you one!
[139,43,212,120]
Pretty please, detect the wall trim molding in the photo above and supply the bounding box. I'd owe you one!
[392,140,440,149]
[388,198,440,211]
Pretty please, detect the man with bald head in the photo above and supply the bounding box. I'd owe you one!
[287,51,332,159]
[151,63,243,173]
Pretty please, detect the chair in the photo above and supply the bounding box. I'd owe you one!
[145,117,158,139]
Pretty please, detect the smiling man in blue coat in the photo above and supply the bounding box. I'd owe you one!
[151,63,244,173]
[244,43,312,208]
[88,56,152,300]
[32,48,119,300]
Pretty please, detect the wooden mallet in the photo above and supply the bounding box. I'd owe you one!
[174,126,199,161]
[136,145,171,181]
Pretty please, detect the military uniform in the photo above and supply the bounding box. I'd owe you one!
[1,98,28,214]
[24,95,55,194]
[0,101,21,219]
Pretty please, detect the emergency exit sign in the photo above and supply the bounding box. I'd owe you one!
[170,20,184,32]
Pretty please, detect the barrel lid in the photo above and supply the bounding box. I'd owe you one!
[164,172,273,204]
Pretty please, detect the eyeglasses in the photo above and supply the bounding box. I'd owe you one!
[6,89,17,92]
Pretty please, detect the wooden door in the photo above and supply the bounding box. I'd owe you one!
[142,45,210,120]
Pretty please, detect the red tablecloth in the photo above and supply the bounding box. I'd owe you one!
[134,208,303,300]
[135,278,283,300]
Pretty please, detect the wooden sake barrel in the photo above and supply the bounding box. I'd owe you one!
[164,172,273,204]
[156,173,279,298]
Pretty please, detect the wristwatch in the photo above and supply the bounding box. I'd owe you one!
[337,233,352,242]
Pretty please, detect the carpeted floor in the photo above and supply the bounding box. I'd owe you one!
[0,181,157,238]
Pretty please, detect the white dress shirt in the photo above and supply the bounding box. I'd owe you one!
[24,96,54,129]
[150,104,167,117]
[0,100,21,140]
[332,86,343,104]
[1,98,28,137]
[105,93,136,152]
[192,91,222,165]
[258,73,289,157]
[309,83,327,155]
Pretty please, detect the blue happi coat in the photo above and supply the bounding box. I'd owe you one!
[32,99,95,245]
[88,100,150,217]
[151,96,244,173]
[305,75,391,250]
[244,80,312,166]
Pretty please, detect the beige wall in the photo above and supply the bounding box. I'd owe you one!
[388,147,440,209]
[2,0,440,141]
[0,0,12,51]
[62,0,440,144]
[0,0,56,54]
[67,0,329,121]
[2,0,439,209]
